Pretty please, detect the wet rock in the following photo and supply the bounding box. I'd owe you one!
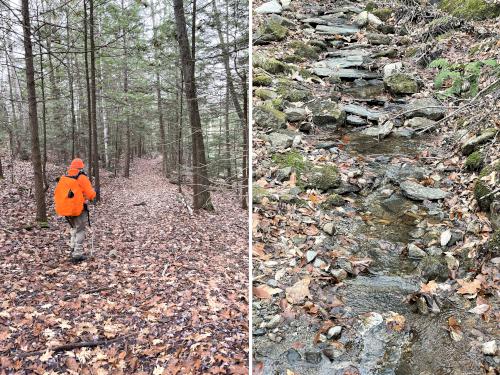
[327,325,342,339]
[255,0,282,14]
[331,268,348,281]
[384,72,421,95]
[366,32,391,45]
[381,194,408,213]
[347,115,367,126]
[316,24,360,35]
[461,128,498,155]
[284,107,307,122]
[420,255,449,282]
[408,243,426,259]
[355,311,410,374]
[404,117,435,130]
[354,11,383,27]
[405,97,446,120]
[253,328,266,336]
[333,181,361,195]
[268,132,294,148]
[400,181,448,201]
[304,351,322,364]
[383,62,403,77]
[286,348,302,363]
[315,141,339,150]
[305,165,341,191]
[344,79,385,99]
[482,340,497,355]
[385,165,429,184]
[361,121,394,138]
[306,250,317,263]
[322,346,345,361]
[254,105,286,129]
[344,103,383,121]
[308,100,346,127]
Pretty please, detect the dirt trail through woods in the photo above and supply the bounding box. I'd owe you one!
[0,158,248,374]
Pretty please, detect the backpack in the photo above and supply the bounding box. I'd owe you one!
[54,172,85,217]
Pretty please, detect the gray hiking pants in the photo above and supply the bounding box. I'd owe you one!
[68,210,88,256]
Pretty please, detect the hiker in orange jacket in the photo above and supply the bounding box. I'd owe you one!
[66,158,96,261]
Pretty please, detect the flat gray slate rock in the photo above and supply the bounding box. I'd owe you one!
[255,0,282,14]
[316,55,365,69]
[312,67,380,80]
[400,181,448,201]
[344,103,383,121]
[316,24,360,35]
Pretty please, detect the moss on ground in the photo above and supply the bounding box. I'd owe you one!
[255,88,276,101]
[254,54,292,75]
[439,0,500,19]
[372,8,392,21]
[489,230,500,254]
[465,151,484,171]
[289,40,319,60]
[306,165,341,191]
[272,150,310,176]
[254,73,272,86]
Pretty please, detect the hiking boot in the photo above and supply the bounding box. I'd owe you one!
[70,249,87,262]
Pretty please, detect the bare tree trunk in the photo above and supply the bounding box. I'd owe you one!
[66,10,77,160]
[0,155,3,179]
[21,0,47,222]
[122,0,131,178]
[173,0,213,211]
[241,70,248,209]
[150,0,167,176]
[84,0,93,177]
[177,66,183,192]
[89,0,100,200]
[36,22,48,191]
[224,83,231,179]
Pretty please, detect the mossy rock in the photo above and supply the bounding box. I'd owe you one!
[372,8,392,21]
[306,165,341,191]
[419,255,449,282]
[283,55,304,63]
[257,19,288,42]
[272,150,309,176]
[321,193,344,208]
[253,186,270,204]
[474,162,500,211]
[384,73,421,95]
[276,79,310,102]
[270,97,284,110]
[488,230,500,255]
[254,73,272,86]
[439,0,500,20]
[365,1,377,11]
[254,104,286,129]
[299,68,313,79]
[289,40,320,60]
[254,54,292,75]
[465,151,484,171]
[255,88,277,101]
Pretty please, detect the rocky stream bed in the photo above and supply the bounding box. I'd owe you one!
[252,1,499,374]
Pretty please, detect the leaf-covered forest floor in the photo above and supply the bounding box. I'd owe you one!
[252,0,498,374]
[0,158,248,374]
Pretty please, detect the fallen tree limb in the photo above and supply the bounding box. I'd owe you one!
[418,78,500,134]
[17,333,133,358]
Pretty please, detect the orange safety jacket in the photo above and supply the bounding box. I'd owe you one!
[67,168,96,201]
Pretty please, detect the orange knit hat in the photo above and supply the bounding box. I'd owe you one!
[70,158,84,169]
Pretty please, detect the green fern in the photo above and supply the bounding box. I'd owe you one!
[428,58,450,69]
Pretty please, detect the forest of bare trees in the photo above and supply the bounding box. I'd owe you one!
[0,0,249,217]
